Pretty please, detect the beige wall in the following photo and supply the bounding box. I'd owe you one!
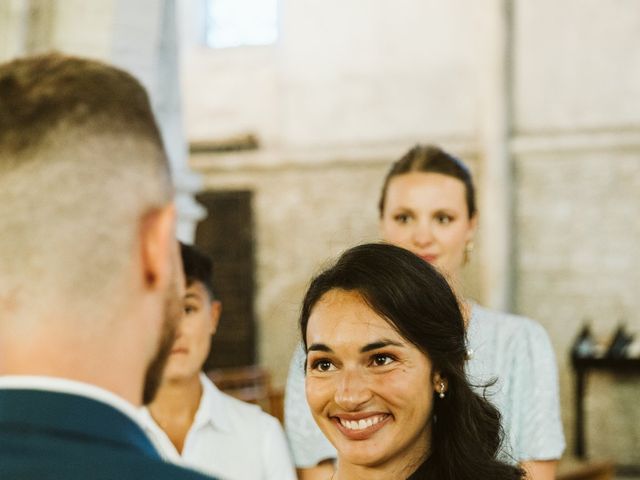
[512,1,640,463]
[515,148,640,463]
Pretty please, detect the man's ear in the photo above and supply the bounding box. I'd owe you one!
[139,204,177,291]
[209,300,222,335]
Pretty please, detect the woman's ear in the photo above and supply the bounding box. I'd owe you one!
[432,371,448,395]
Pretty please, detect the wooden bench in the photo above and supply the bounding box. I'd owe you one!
[206,365,284,423]
[557,459,615,480]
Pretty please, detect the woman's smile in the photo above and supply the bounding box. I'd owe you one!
[332,413,391,440]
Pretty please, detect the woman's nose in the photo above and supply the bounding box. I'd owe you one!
[411,220,433,247]
[334,368,372,411]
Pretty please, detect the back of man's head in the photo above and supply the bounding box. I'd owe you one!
[0,53,173,328]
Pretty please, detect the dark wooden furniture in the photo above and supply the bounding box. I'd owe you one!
[557,459,615,480]
[195,190,257,370]
[571,356,640,475]
[206,365,284,424]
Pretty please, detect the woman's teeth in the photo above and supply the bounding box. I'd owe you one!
[339,415,385,430]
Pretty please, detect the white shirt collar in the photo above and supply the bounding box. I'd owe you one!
[0,375,146,429]
[137,373,234,462]
[194,372,232,433]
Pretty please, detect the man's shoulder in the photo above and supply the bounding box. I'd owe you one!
[0,432,214,480]
[0,457,214,480]
[0,387,218,480]
[98,451,216,480]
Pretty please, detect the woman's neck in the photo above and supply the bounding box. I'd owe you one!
[333,459,424,480]
[148,374,202,453]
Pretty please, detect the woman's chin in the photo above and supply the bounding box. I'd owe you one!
[338,449,387,470]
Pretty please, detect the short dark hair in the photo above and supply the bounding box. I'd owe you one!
[179,243,216,300]
[300,243,522,480]
[378,144,477,219]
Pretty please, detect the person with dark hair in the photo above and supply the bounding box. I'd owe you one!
[0,53,213,479]
[142,243,296,480]
[286,145,564,480]
[301,243,523,480]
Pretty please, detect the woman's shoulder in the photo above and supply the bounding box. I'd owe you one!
[472,303,549,342]
[469,304,555,367]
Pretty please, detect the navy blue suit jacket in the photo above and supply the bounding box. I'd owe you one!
[0,389,216,479]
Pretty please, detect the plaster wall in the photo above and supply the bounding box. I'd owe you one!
[512,0,640,463]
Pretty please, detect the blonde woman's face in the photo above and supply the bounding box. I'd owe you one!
[379,172,477,282]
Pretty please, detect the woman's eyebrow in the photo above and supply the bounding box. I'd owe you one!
[360,339,404,353]
[307,343,332,353]
[307,340,405,354]
[391,206,414,213]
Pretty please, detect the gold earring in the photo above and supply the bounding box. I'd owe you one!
[463,240,474,264]
[439,381,446,399]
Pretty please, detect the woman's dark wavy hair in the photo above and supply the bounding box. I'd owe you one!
[300,243,523,480]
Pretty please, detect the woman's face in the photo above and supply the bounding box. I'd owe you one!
[305,289,438,475]
[379,172,477,282]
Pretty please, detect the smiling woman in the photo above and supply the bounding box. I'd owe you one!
[305,290,435,477]
[299,243,524,480]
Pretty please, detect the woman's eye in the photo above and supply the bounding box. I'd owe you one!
[393,214,411,224]
[436,214,453,224]
[311,359,335,372]
[371,354,394,367]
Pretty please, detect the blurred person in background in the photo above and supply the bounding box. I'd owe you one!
[143,243,296,480]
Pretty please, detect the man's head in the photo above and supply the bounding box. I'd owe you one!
[161,243,221,383]
[0,53,182,405]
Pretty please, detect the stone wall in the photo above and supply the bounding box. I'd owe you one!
[512,0,640,464]
[515,147,640,463]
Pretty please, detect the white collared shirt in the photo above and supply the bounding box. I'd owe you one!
[141,373,296,480]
